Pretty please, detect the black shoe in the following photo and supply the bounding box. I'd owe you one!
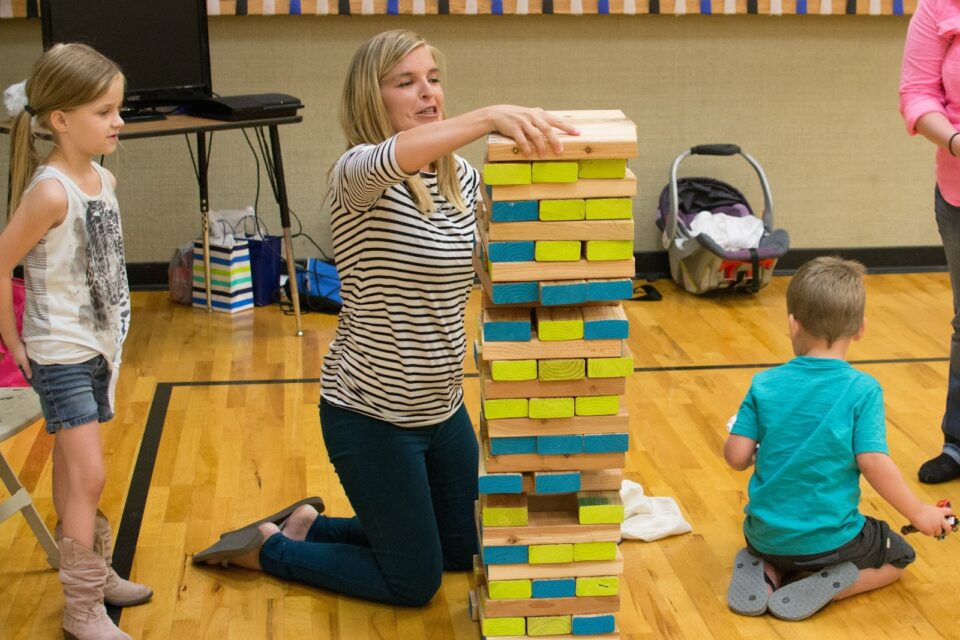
[918,453,960,484]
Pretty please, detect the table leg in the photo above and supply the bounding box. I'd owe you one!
[197,131,212,312]
[268,125,303,336]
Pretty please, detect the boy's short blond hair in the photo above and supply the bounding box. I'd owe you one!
[786,256,866,346]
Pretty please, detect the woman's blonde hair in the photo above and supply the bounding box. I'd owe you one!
[8,43,123,216]
[340,29,466,215]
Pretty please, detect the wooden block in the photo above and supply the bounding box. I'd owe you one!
[479,448,524,494]
[485,548,623,581]
[585,198,633,220]
[484,162,532,185]
[484,545,530,565]
[582,304,629,341]
[575,576,620,597]
[536,307,584,342]
[582,433,629,454]
[585,240,634,262]
[532,161,579,183]
[520,469,620,494]
[485,447,625,474]
[484,398,529,419]
[481,615,526,637]
[527,615,572,636]
[488,219,633,241]
[538,359,585,381]
[488,579,533,600]
[481,361,625,401]
[480,334,622,361]
[539,199,586,221]
[469,589,479,621]
[532,578,577,599]
[573,613,617,635]
[529,397,575,420]
[483,307,532,342]
[488,257,635,283]
[573,542,618,562]
[492,281,540,304]
[578,492,624,525]
[529,544,574,564]
[483,493,529,527]
[491,359,538,381]
[481,509,622,546]
[534,471,581,494]
[489,241,536,263]
[491,200,539,222]
[481,584,620,617]
[537,434,583,455]
[535,241,582,262]
[587,354,634,379]
[575,395,621,416]
[586,278,633,302]
[491,170,638,202]
[487,110,637,162]
[491,436,538,455]
[579,159,627,179]
[540,280,589,306]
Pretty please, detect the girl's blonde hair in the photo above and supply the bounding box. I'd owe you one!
[8,43,123,216]
[340,29,466,215]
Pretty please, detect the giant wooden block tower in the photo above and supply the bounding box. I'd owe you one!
[470,111,637,639]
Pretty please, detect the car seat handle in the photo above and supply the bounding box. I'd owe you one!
[690,144,741,156]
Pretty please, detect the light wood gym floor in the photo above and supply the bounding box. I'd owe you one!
[2,272,959,639]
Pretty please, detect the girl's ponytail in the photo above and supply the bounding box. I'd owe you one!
[8,109,39,218]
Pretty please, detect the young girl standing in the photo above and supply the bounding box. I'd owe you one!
[0,43,150,640]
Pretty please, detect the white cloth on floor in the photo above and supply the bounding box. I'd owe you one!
[688,210,764,251]
[620,480,693,541]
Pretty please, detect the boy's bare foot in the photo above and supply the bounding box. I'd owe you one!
[282,505,320,541]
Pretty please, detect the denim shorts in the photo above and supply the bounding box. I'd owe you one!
[26,355,114,434]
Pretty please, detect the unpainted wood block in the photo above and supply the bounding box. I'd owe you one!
[585,240,634,261]
[585,198,633,220]
[573,542,618,562]
[484,162,532,185]
[526,615,572,636]
[491,200,539,222]
[586,278,633,302]
[538,358,585,381]
[491,281,539,305]
[578,491,625,525]
[528,544,574,564]
[540,280,589,306]
[490,359,538,381]
[483,493,529,527]
[572,613,616,635]
[537,306,584,342]
[582,433,629,453]
[575,576,620,597]
[484,545,530,565]
[539,199,586,221]
[532,578,576,598]
[532,161,579,183]
[488,241,536,263]
[537,434,583,454]
[579,158,627,179]
[535,240,582,262]
[490,436,538,455]
[534,471,581,494]
[575,395,621,416]
[484,398,529,419]
[587,355,633,379]
[528,397,575,419]
[488,579,533,600]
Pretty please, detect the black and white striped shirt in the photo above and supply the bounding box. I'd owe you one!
[320,135,480,427]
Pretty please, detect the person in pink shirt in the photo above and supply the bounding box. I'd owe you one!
[900,0,960,484]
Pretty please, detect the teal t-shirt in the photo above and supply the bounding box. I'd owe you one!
[731,356,888,556]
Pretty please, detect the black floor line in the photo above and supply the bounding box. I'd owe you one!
[105,353,951,624]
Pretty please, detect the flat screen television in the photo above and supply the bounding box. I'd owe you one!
[40,0,212,118]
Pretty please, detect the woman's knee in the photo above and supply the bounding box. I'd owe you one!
[385,561,443,606]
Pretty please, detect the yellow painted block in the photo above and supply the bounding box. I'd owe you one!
[575,395,621,416]
[585,240,634,261]
[484,398,529,419]
[585,198,633,220]
[529,397,575,419]
[538,358,585,381]
[527,615,572,636]
[529,544,574,564]
[576,576,620,596]
[481,615,526,636]
[587,356,633,378]
[535,241,581,262]
[578,491,625,524]
[482,495,529,527]
[573,542,618,562]
[579,158,627,179]
[490,360,537,381]
[532,161,579,183]
[484,163,532,185]
[488,579,533,599]
[539,199,585,221]
[537,315,584,342]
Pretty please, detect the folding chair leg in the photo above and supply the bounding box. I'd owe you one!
[0,452,59,569]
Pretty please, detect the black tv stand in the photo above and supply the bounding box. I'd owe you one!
[121,107,166,123]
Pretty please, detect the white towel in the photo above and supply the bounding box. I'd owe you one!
[620,480,693,541]
[689,210,764,252]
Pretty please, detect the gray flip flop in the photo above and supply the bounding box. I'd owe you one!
[727,547,770,616]
[192,527,263,566]
[219,496,325,538]
[767,561,859,621]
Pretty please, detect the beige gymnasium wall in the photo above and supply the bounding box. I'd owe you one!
[0,15,940,268]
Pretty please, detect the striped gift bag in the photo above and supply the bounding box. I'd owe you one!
[192,240,254,313]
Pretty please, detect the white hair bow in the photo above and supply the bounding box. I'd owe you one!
[4,81,38,126]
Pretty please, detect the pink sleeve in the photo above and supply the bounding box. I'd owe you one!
[899,0,949,134]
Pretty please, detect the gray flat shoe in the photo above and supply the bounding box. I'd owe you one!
[727,547,769,616]
[768,562,859,621]
[192,527,263,566]
[219,496,325,538]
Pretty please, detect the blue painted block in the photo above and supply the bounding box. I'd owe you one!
[484,545,530,565]
[491,282,538,305]
[491,436,537,455]
[478,473,523,494]
[587,279,633,302]
[537,435,583,455]
[540,281,589,306]
[488,241,535,263]
[532,578,576,598]
[484,321,531,342]
[572,614,616,635]
[535,471,581,494]
[583,319,629,340]
[491,200,539,222]
[583,432,629,453]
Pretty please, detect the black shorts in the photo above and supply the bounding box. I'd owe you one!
[747,516,916,573]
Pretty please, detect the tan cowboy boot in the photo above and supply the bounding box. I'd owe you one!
[59,537,132,640]
[56,510,153,606]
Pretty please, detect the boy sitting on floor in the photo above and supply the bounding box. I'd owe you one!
[723,256,954,620]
